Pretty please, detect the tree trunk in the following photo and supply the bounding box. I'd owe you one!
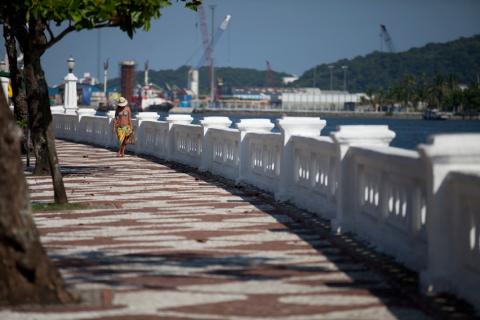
[0,86,74,305]
[3,21,29,154]
[21,19,68,204]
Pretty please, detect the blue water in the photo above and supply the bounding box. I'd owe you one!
[323,118,480,150]
[170,113,480,150]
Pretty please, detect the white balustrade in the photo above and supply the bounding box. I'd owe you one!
[331,125,396,233]
[165,114,193,161]
[133,112,162,156]
[347,146,427,270]
[134,120,165,157]
[290,135,338,219]
[276,117,326,201]
[236,118,275,184]
[243,132,282,193]
[200,116,233,172]
[51,113,480,312]
[80,115,109,146]
[418,134,480,310]
[207,128,240,180]
[171,124,203,167]
[439,171,480,309]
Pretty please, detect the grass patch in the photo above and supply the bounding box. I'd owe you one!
[31,202,90,212]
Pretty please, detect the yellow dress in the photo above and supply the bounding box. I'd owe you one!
[116,125,133,146]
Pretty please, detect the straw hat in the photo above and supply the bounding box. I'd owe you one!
[117,96,128,107]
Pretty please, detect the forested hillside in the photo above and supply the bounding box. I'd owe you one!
[108,34,480,97]
[294,34,480,92]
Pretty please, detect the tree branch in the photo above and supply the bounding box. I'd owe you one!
[45,21,119,50]
[45,24,75,50]
[45,23,54,43]
[92,21,119,29]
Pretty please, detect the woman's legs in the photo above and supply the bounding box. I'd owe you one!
[116,127,131,157]
[120,141,127,156]
[116,142,122,157]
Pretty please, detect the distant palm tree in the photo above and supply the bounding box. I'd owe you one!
[412,85,427,111]
[376,88,388,112]
[427,75,446,109]
[446,73,459,92]
[441,73,464,112]
[361,88,376,111]
[401,74,416,111]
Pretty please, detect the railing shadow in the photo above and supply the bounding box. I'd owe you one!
[43,143,475,319]
[135,154,475,319]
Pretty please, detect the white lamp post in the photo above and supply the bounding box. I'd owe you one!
[341,65,348,92]
[64,56,78,113]
[328,65,334,91]
[67,56,75,73]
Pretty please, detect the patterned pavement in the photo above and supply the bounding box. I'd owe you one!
[0,140,436,319]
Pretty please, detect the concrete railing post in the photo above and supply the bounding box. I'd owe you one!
[165,114,193,161]
[331,125,395,233]
[77,108,96,118]
[276,117,326,201]
[106,110,117,148]
[135,112,160,154]
[235,119,275,184]
[76,108,96,143]
[418,134,480,294]
[64,72,78,114]
[136,112,160,126]
[199,116,232,172]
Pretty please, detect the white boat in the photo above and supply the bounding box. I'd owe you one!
[423,109,448,120]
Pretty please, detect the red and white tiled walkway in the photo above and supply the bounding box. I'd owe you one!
[2,140,433,319]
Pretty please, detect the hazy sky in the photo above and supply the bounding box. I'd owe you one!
[3,0,480,84]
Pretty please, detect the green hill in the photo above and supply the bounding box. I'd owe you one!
[293,34,480,92]
[108,35,480,95]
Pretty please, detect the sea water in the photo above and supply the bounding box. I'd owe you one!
[165,113,480,150]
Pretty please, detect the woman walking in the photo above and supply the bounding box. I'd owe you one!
[113,97,133,157]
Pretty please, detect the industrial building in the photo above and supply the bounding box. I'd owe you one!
[281,88,365,111]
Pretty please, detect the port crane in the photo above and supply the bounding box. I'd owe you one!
[380,24,395,53]
[188,8,231,100]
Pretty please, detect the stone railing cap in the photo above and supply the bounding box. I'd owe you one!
[165,114,193,123]
[200,116,232,127]
[418,133,480,160]
[236,118,274,132]
[277,116,325,125]
[77,108,96,115]
[50,106,65,114]
[277,116,326,136]
[136,112,160,120]
[331,125,395,145]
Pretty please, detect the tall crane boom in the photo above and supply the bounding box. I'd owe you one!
[380,24,395,53]
[189,14,232,99]
[196,14,231,69]
[197,5,211,68]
